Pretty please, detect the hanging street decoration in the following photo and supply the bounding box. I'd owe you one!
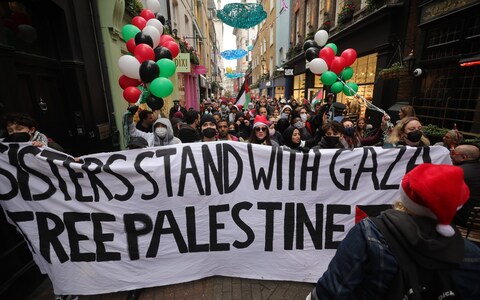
[221,49,248,60]
[217,3,267,29]
[225,72,245,79]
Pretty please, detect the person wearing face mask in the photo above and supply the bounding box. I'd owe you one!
[1,112,66,151]
[313,120,346,149]
[268,116,283,145]
[128,114,181,147]
[279,105,292,122]
[341,118,362,149]
[385,117,430,147]
[199,114,218,142]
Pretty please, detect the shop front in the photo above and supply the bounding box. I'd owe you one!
[174,53,199,110]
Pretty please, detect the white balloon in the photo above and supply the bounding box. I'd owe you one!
[118,55,141,79]
[314,30,329,47]
[142,25,160,47]
[309,58,328,75]
[146,0,161,13]
[146,18,164,35]
[17,24,37,43]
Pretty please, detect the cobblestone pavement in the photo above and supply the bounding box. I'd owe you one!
[34,276,314,300]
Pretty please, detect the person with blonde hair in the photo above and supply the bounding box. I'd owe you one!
[307,163,480,300]
[398,104,416,120]
[386,117,430,147]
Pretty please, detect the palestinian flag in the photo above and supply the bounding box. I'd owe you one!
[235,79,250,108]
[355,204,393,224]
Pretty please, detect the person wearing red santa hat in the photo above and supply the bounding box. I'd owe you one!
[307,163,480,300]
[248,115,278,146]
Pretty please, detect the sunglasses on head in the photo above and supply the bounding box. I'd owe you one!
[255,126,267,132]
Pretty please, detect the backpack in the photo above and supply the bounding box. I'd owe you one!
[371,218,461,300]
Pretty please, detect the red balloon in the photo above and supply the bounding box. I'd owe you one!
[119,75,141,89]
[126,38,136,54]
[319,47,335,67]
[330,56,347,75]
[159,34,175,46]
[134,44,155,62]
[131,16,147,30]
[140,9,155,20]
[163,41,180,58]
[123,86,142,103]
[341,48,357,67]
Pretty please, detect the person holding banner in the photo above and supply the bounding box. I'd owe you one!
[385,117,431,147]
[307,163,480,300]
[313,120,346,149]
[282,126,309,153]
[199,114,218,142]
[128,115,181,147]
[248,115,278,146]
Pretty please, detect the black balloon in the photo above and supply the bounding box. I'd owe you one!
[305,47,320,62]
[156,14,166,25]
[135,32,154,48]
[139,60,160,83]
[127,105,139,115]
[303,40,319,51]
[154,46,173,61]
[147,95,164,110]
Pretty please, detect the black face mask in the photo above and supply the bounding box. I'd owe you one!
[4,132,31,142]
[202,128,217,139]
[228,130,237,136]
[344,127,355,137]
[407,130,422,143]
[324,136,340,147]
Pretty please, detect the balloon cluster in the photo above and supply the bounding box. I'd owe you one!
[3,10,37,43]
[118,2,179,110]
[304,30,358,96]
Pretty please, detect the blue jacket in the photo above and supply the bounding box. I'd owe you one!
[311,214,480,300]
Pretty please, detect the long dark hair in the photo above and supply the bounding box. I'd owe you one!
[249,126,272,145]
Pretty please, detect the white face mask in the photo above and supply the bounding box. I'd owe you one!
[269,128,275,136]
[300,113,308,121]
[155,127,168,138]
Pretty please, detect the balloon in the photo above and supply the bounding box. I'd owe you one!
[314,30,329,47]
[142,25,160,47]
[305,47,320,62]
[247,44,253,51]
[157,58,177,78]
[121,24,140,41]
[118,55,141,79]
[11,12,32,25]
[330,56,347,74]
[340,67,354,80]
[319,47,335,67]
[154,46,173,60]
[134,44,155,63]
[159,34,175,46]
[126,38,136,53]
[146,18,164,35]
[146,95,164,110]
[309,58,328,75]
[146,0,162,13]
[325,43,338,54]
[140,9,156,20]
[17,24,37,43]
[132,16,147,30]
[341,48,357,66]
[123,87,142,103]
[135,31,154,48]
[226,66,233,73]
[156,14,166,25]
[343,82,359,96]
[119,75,141,89]
[303,40,318,51]
[150,77,174,98]
[139,60,160,83]
[330,81,343,94]
[320,71,338,86]
[163,41,180,58]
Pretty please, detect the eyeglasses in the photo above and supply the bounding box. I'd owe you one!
[255,127,267,132]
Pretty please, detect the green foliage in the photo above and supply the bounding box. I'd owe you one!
[378,62,408,77]
[125,0,143,15]
[463,137,480,148]
[422,124,449,137]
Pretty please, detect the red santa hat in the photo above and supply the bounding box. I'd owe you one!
[253,115,269,128]
[399,163,470,237]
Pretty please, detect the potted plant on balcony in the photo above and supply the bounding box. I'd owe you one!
[378,62,409,79]
[338,2,355,24]
[125,0,143,16]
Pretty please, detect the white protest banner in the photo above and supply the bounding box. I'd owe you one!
[0,142,451,295]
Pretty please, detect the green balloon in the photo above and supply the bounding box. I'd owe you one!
[340,67,354,80]
[331,81,343,94]
[343,82,358,96]
[325,43,338,55]
[157,58,177,78]
[150,77,174,98]
[321,71,338,86]
[121,24,140,41]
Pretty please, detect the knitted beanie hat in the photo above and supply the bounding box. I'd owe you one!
[399,163,469,237]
